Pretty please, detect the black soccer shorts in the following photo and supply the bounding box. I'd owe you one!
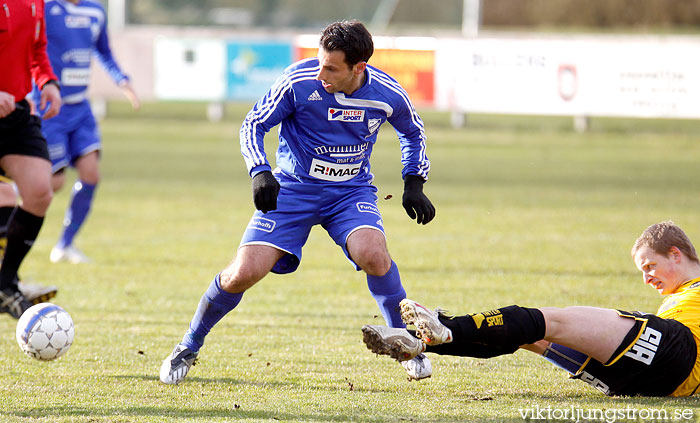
[0,100,51,164]
[571,311,696,396]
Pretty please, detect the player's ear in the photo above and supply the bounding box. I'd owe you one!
[353,61,366,76]
[668,246,682,263]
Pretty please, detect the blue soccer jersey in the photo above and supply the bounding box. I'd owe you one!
[240,57,430,185]
[35,0,128,106]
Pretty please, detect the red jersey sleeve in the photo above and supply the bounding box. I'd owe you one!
[30,0,57,89]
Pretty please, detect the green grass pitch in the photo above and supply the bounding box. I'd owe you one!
[1,102,699,422]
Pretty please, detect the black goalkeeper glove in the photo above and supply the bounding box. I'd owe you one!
[402,174,436,225]
[251,171,280,213]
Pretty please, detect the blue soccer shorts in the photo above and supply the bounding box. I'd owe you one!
[41,100,100,173]
[239,170,386,274]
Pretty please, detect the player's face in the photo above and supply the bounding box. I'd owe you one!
[634,245,684,295]
[316,48,365,95]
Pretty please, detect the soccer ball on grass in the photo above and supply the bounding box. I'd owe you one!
[16,303,74,361]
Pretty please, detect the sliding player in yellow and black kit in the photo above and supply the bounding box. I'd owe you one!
[643,275,700,395]
[362,221,700,396]
[539,276,700,397]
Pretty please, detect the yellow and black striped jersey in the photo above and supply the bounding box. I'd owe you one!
[656,277,700,396]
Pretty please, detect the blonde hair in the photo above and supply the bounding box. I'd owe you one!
[631,221,699,263]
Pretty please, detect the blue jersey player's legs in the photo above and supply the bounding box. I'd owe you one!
[49,102,100,264]
[322,184,432,380]
[346,230,431,380]
[50,151,98,263]
[182,245,285,352]
[320,184,407,327]
[346,229,406,328]
[160,177,316,385]
[159,244,285,385]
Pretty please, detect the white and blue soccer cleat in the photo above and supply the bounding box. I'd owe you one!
[160,344,198,385]
[401,353,432,381]
[50,245,92,264]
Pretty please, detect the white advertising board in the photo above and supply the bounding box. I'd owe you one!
[437,36,700,119]
[154,38,226,101]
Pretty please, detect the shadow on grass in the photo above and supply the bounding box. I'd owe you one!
[0,406,540,423]
[110,374,400,394]
[0,406,382,422]
[111,373,285,387]
[0,404,549,423]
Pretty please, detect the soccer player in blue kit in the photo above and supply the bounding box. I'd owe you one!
[160,20,436,384]
[35,0,139,264]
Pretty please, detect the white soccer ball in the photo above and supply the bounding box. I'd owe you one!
[16,303,74,361]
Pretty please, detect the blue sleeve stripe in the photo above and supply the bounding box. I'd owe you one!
[241,68,317,164]
[241,79,292,166]
[416,143,430,179]
[241,75,293,164]
[241,67,319,167]
[256,67,318,121]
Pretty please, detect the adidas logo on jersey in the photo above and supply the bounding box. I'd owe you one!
[307,90,323,101]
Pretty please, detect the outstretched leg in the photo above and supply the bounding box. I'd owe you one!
[539,307,634,364]
[404,301,633,364]
[364,300,547,361]
[159,245,284,385]
[364,300,633,365]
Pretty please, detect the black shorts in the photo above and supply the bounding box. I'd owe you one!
[0,100,51,167]
[572,311,696,396]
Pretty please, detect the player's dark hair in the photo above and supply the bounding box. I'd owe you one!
[319,20,374,67]
[632,221,699,263]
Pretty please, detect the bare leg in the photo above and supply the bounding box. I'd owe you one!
[0,155,51,290]
[74,151,99,185]
[220,244,286,293]
[348,228,407,328]
[540,306,634,363]
[346,228,391,276]
[0,155,52,216]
